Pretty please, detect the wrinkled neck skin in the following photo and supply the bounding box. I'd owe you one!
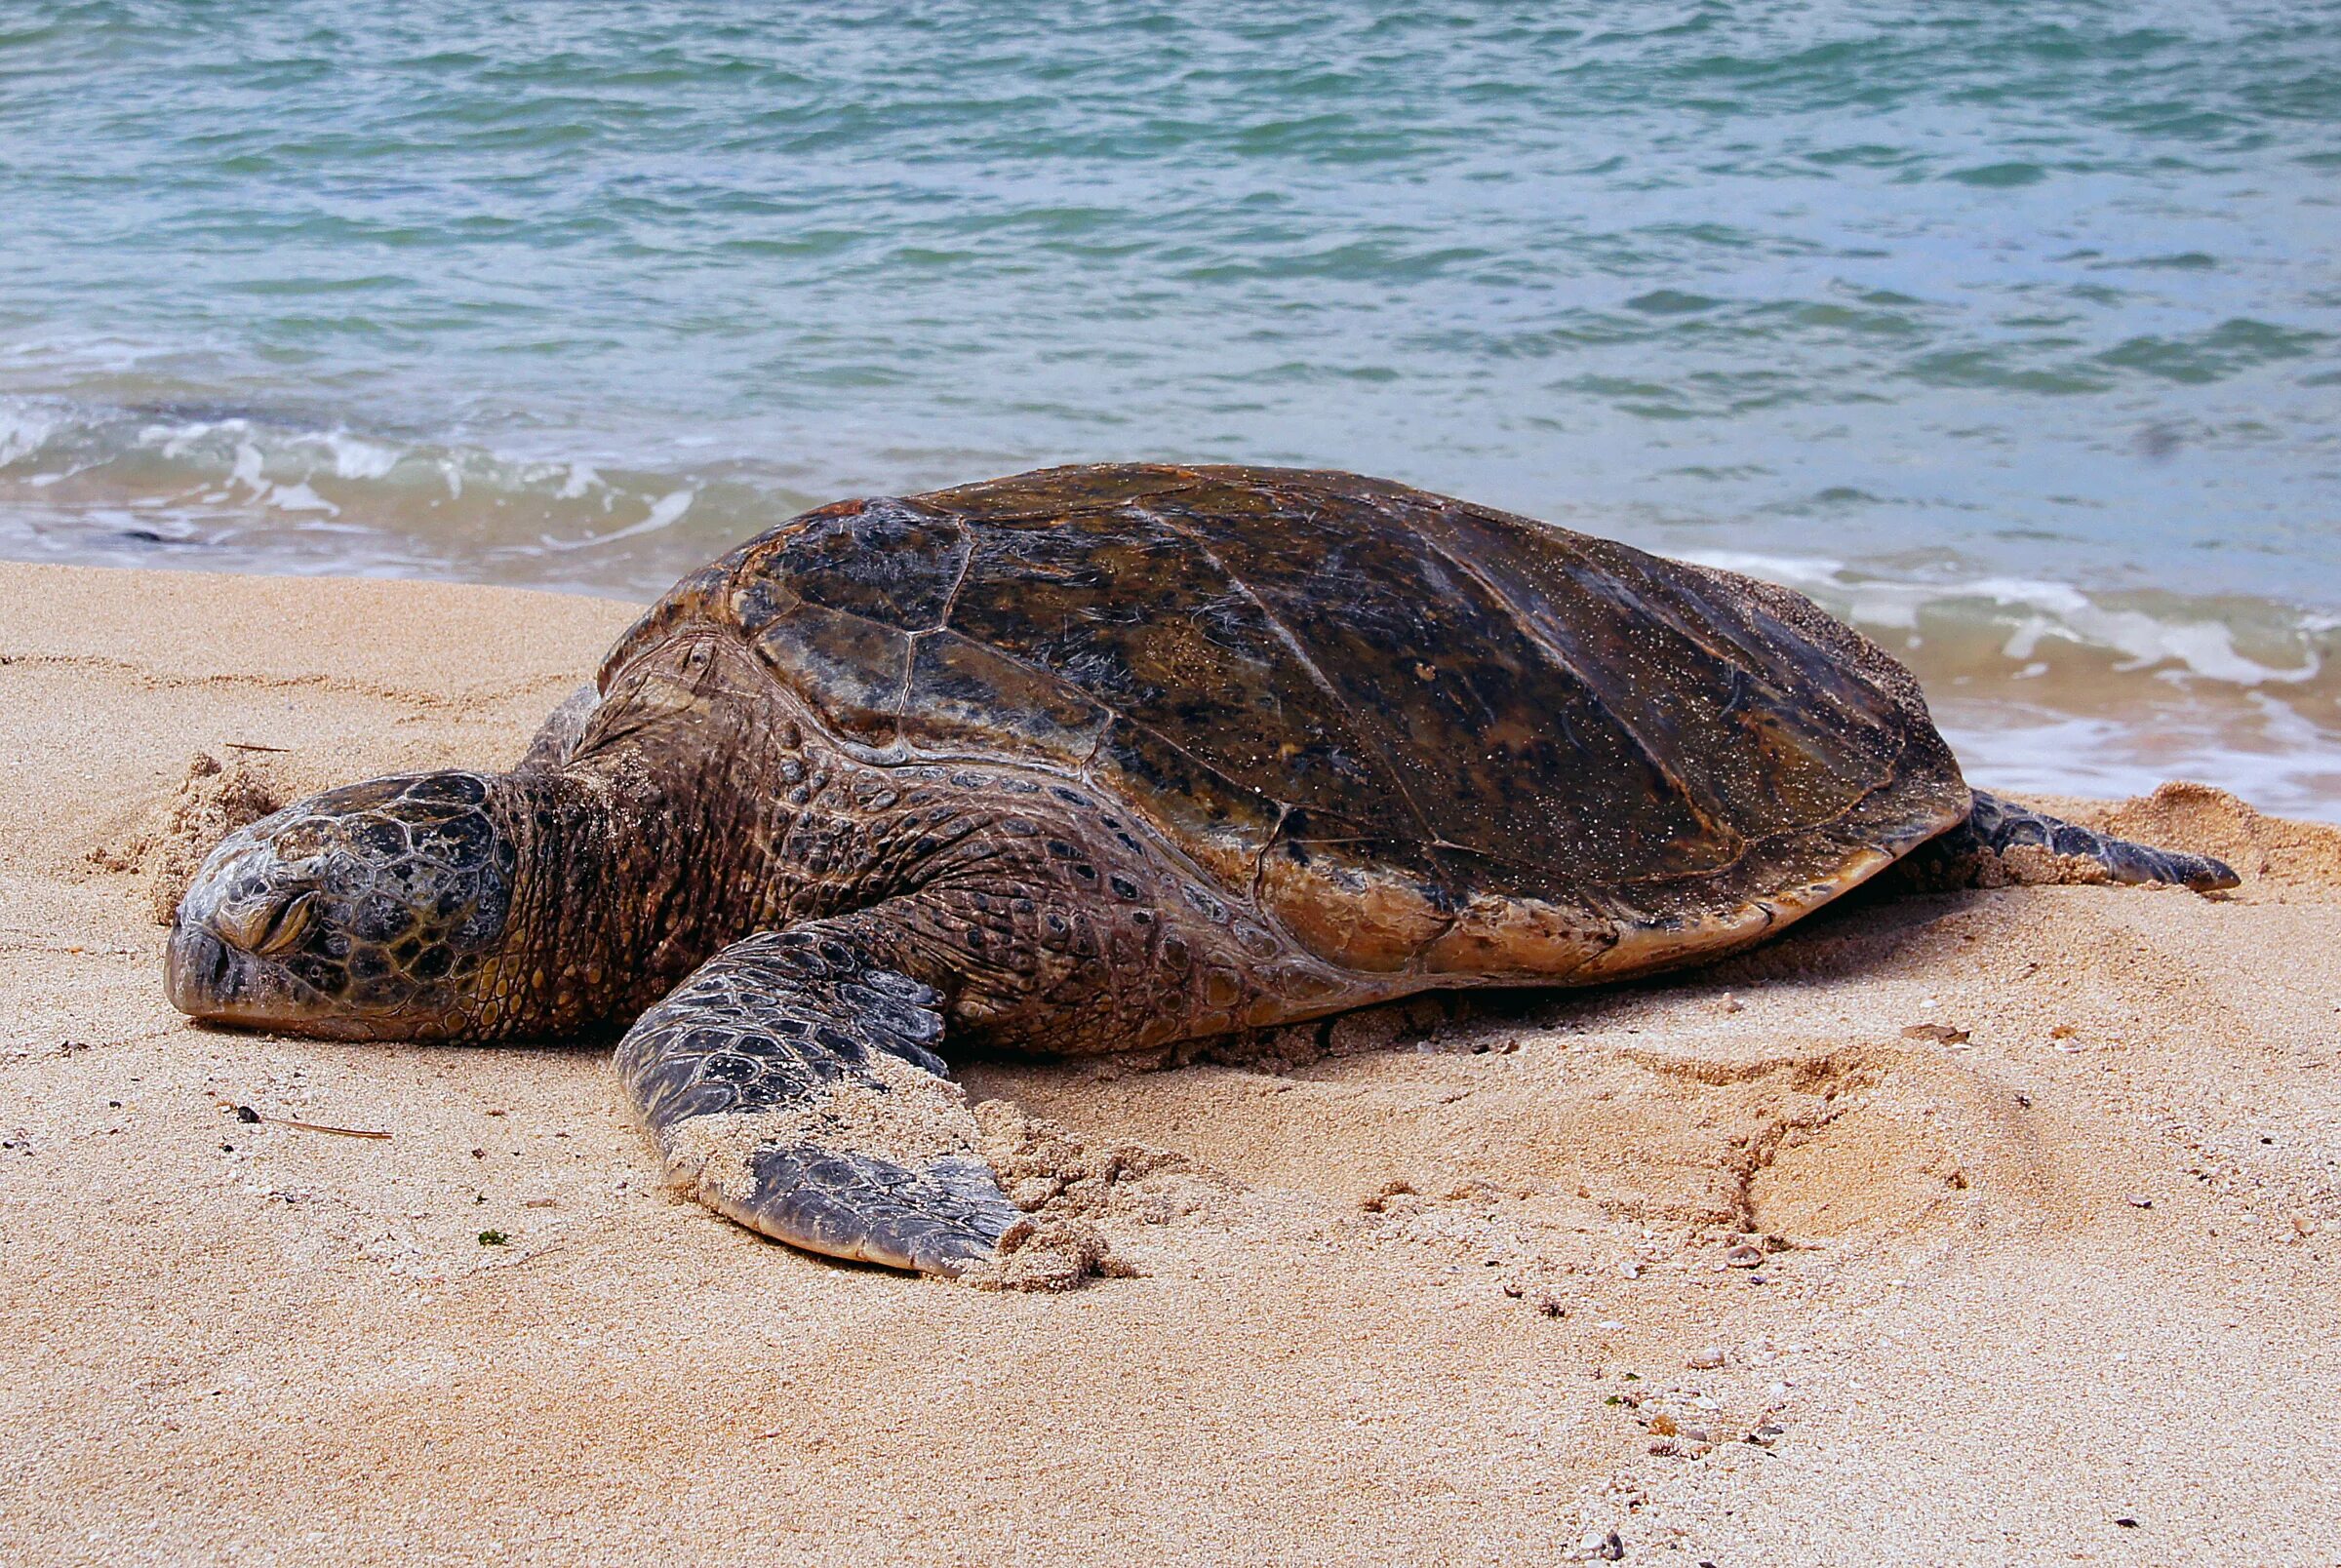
[475,766,664,1040]
[490,630,832,1039]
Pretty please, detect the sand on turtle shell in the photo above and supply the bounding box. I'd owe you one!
[4,560,2340,1566]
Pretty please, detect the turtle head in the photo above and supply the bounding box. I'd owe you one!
[166,771,526,1040]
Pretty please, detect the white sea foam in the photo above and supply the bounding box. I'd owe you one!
[540,488,695,551]
[227,441,265,493]
[324,430,400,480]
[268,482,337,514]
[1686,550,2323,689]
[1943,707,2341,823]
[0,401,65,467]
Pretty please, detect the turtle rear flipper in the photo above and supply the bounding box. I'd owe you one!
[616,921,1019,1275]
[516,683,599,773]
[1906,790,2239,892]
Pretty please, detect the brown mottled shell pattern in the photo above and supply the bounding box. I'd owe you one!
[599,463,1971,980]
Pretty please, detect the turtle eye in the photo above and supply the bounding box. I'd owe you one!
[249,892,316,957]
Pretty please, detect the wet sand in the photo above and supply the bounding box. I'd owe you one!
[1,560,2336,1565]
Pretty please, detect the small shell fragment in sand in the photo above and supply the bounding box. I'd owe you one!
[1687,1346,1726,1370]
[1901,1023,1970,1044]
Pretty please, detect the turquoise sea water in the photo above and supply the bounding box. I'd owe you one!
[3,3,2338,813]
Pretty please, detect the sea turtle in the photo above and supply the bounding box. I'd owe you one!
[164,463,2234,1275]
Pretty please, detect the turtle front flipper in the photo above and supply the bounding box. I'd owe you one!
[1910,790,2239,892]
[615,925,1019,1275]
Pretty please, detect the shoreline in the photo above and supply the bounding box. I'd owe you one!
[2,560,2337,1563]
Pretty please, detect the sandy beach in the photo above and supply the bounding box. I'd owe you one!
[2,559,2336,1566]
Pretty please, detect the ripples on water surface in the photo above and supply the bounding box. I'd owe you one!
[3,2,2337,813]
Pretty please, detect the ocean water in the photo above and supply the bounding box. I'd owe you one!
[3,2,2338,814]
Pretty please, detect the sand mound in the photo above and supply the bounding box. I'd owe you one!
[87,749,288,922]
[960,1215,1134,1292]
[952,1100,1241,1289]
[975,1098,1231,1227]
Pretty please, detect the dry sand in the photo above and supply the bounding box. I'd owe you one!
[2,559,2337,1566]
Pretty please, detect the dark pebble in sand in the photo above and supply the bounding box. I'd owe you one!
[2116,1517,2139,1528]
[233,1106,259,1123]
[1598,1531,1626,1560]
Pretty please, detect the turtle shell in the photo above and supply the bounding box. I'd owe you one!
[598,464,1968,979]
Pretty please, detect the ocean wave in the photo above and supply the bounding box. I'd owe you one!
[1685,550,2334,691]
[0,394,812,591]
[1931,703,2341,822]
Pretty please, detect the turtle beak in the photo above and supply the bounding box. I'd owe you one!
[166,831,311,1030]
[164,921,236,1017]
[164,919,302,1028]
[165,911,322,1033]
